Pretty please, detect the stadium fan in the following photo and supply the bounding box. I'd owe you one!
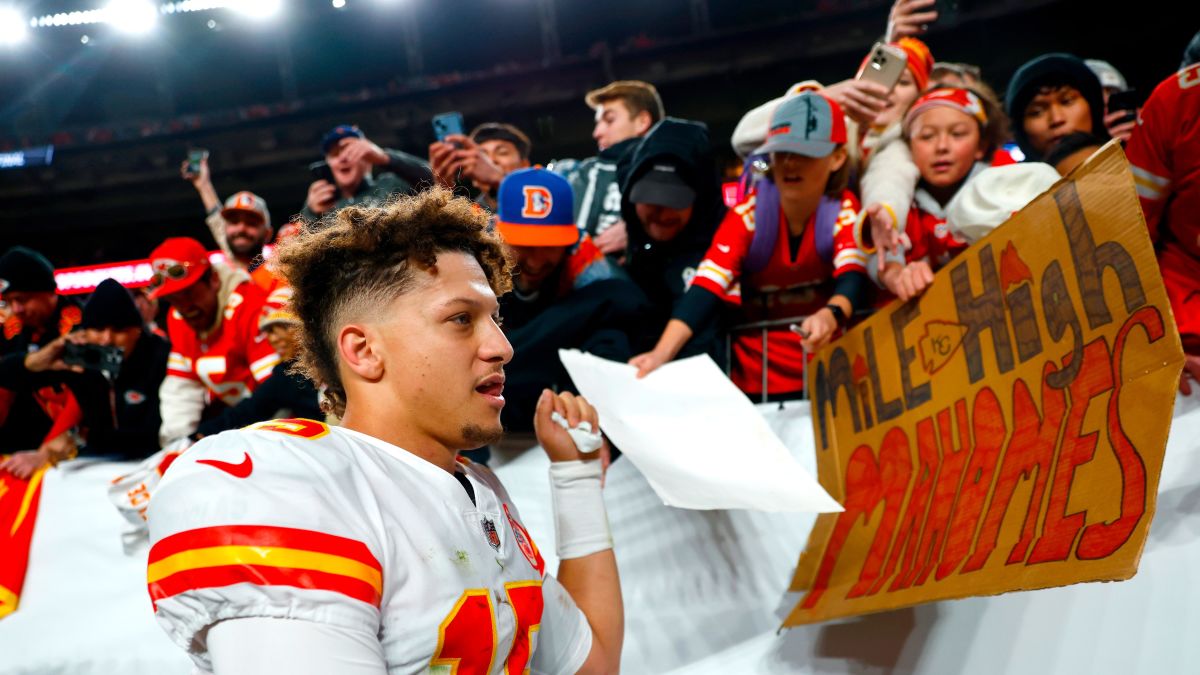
[1085,59,1139,144]
[551,80,665,259]
[1005,53,1110,163]
[0,246,82,458]
[631,92,870,398]
[618,117,726,366]
[0,279,169,470]
[1125,61,1200,393]
[856,38,935,258]
[1044,131,1106,176]
[868,86,1010,301]
[147,188,623,674]
[189,307,322,439]
[494,168,650,432]
[429,122,533,211]
[301,124,434,222]
[148,237,279,444]
[181,154,278,293]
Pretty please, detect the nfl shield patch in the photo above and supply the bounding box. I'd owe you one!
[481,517,501,551]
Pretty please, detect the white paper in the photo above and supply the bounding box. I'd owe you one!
[559,349,843,513]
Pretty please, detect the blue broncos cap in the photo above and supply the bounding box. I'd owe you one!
[495,167,579,247]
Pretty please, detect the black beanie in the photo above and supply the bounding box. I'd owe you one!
[1005,53,1108,162]
[0,246,57,294]
[81,279,143,331]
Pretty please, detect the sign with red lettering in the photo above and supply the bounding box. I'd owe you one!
[786,143,1185,626]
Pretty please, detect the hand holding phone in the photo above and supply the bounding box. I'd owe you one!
[63,342,124,381]
[183,149,209,180]
[857,42,909,93]
[432,112,466,146]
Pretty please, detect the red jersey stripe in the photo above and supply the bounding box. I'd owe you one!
[148,525,380,571]
[149,563,381,610]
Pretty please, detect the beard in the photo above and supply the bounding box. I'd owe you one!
[461,422,504,448]
[230,236,263,257]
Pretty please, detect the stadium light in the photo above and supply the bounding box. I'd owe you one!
[0,6,28,46]
[104,0,158,35]
[234,0,284,20]
[332,0,346,8]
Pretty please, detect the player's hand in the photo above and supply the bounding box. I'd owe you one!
[886,0,938,41]
[798,308,839,351]
[1180,353,1200,396]
[0,449,50,480]
[594,220,628,255]
[881,260,935,301]
[305,180,337,215]
[824,79,890,127]
[534,390,602,464]
[1104,109,1138,145]
[340,137,390,167]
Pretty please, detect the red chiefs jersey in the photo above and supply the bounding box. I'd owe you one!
[905,193,969,270]
[1126,63,1200,259]
[692,189,865,395]
[165,279,278,407]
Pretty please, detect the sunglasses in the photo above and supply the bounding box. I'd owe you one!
[149,260,197,290]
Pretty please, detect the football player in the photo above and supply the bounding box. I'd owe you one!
[147,188,621,674]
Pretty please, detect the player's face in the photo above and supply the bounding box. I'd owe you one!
[909,107,985,189]
[376,251,513,450]
[1,290,56,330]
[1023,85,1093,156]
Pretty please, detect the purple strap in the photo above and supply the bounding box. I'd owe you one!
[743,164,841,273]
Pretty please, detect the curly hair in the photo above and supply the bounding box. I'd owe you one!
[272,187,513,417]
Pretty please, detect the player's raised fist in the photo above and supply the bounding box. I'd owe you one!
[534,389,603,463]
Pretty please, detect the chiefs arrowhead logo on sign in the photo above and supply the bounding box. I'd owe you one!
[521,186,553,219]
[917,320,968,375]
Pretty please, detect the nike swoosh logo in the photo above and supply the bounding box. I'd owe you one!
[197,453,253,479]
[717,244,731,253]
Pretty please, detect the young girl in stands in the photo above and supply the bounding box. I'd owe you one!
[872,86,1009,300]
[629,92,870,399]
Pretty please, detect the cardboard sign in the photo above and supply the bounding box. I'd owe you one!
[785,143,1185,626]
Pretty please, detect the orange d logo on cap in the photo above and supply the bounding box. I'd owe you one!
[521,186,553,219]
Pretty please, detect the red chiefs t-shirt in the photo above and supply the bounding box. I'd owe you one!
[692,189,865,395]
[1126,63,1200,259]
[165,279,279,406]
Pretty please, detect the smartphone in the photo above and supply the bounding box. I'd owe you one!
[63,342,124,381]
[308,160,336,186]
[936,0,960,23]
[857,42,909,92]
[184,148,209,178]
[432,112,466,143]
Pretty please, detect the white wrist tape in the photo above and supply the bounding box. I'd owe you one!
[549,411,604,454]
[549,460,612,559]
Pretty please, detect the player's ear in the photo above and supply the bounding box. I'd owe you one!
[338,324,383,381]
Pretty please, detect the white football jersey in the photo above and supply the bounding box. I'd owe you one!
[147,418,592,674]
